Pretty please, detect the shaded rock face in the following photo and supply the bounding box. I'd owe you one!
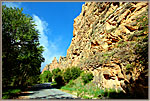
[42,2,148,98]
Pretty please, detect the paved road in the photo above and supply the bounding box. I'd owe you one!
[18,83,79,99]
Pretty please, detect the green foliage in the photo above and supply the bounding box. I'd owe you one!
[70,66,83,80]
[54,74,64,86]
[52,68,61,76]
[63,66,82,83]
[27,75,40,86]
[64,80,75,88]
[2,89,21,99]
[2,95,10,99]
[81,72,94,85]
[61,77,109,99]
[82,95,92,99]
[52,68,64,86]
[40,70,53,83]
[63,68,72,83]
[2,5,44,88]
[125,64,133,70]
[61,77,83,97]
[61,77,128,99]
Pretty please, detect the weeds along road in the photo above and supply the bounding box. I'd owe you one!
[17,83,79,99]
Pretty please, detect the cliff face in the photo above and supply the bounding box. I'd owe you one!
[42,2,148,98]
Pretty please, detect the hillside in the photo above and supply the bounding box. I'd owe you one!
[42,2,148,98]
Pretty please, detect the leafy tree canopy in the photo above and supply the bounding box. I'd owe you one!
[40,71,53,83]
[2,5,45,87]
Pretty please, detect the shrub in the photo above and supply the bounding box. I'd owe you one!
[2,89,21,99]
[52,68,61,76]
[61,77,106,99]
[81,72,94,85]
[63,66,82,83]
[63,68,72,83]
[65,80,75,88]
[54,74,64,86]
[52,68,64,86]
[71,66,83,80]
[40,70,53,83]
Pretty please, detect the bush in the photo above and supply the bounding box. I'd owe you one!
[2,88,21,99]
[63,66,82,83]
[71,66,82,80]
[54,74,64,86]
[52,68,64,86]
[52,68,61,76]
[61,77,105,99]
[27,75,40,86]
[63,68,72,83]
[65,80,75,88]
[40,70,52,83]
[81,72,94,85]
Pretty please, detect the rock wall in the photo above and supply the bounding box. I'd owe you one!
[42,2,148,98]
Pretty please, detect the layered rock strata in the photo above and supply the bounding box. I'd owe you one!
[42,2,148,98]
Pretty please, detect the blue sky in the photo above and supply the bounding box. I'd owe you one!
[2,2,85,71]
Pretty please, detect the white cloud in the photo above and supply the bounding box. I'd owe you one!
[2,2,21,8]
[33,14,63,71]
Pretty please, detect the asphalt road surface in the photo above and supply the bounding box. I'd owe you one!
[17,83,79,99]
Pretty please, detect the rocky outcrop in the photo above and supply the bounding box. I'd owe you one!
[42,2,148,98]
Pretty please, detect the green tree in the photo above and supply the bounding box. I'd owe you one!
[63,68,72,83]
[52,68,64,86]
[2,5,45,88]
[63,67,82,83]
[52,68,61,76]
[40,71,53,83]
[71,66,82,80]
[54,74,64,86]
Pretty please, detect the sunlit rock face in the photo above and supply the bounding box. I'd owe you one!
[42,2,148,98]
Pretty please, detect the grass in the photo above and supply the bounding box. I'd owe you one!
[60,77,118,99]
[2,88,21,99]
[82,95,92,99]
[60,75,134,99]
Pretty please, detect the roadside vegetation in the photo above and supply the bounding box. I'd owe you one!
[2,88,21,99]
[39,66,83,87]
[60,71,128,99]
[40,70,53,83]
[2,5,44,99]
[2,3,148,100]
[43,66,124,99]
[50,66,83,88]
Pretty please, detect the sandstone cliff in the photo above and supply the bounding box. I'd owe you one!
[42,2,148,98]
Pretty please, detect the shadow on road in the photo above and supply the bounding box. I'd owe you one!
[30,93,79,99]
[16,83,80,99]
[26,83,53,91]
[14,83,53,98]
